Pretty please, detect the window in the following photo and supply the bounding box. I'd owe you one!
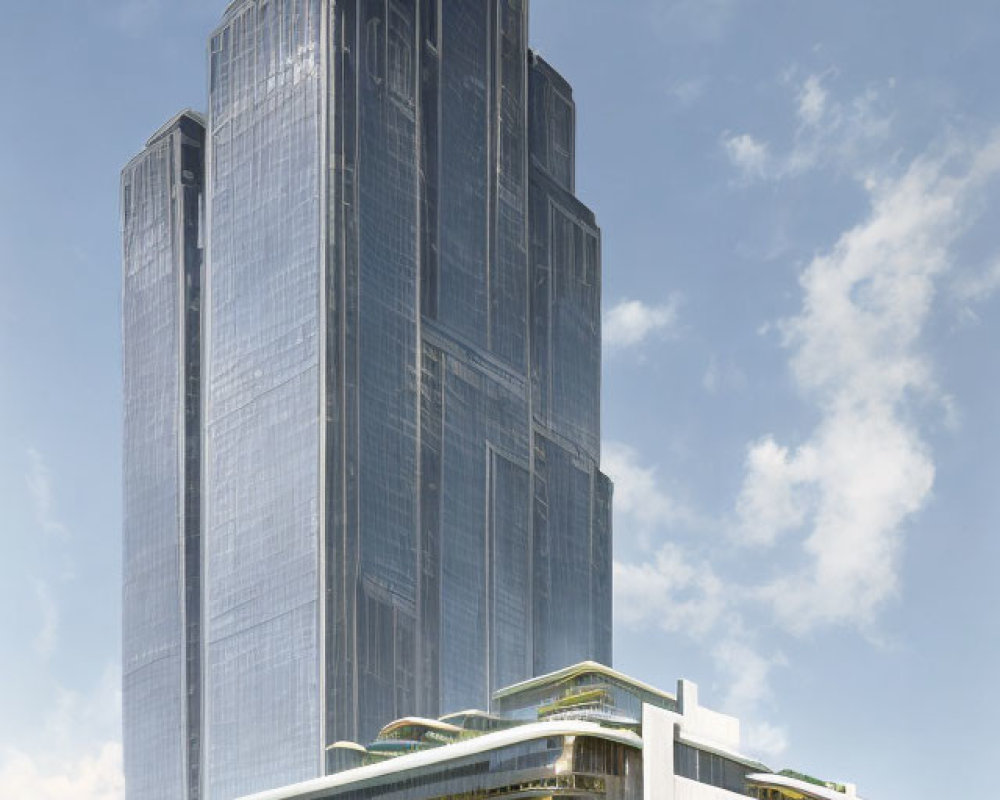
[365,17,383,83]
[573,737,631,776]
[421,0,438,49]
[387,4,413,103]
[674,741,755,794]
[549,90,573,186]
[550,203,574,286]
[551,93,573,155]
[550,203,597,293]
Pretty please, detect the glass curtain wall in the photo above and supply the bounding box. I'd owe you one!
[527,53,611,674]
[204,2,326,797]
[122,111,205,800]
[144,3,616,798]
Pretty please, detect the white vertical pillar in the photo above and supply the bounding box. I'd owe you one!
[642,702,677,800]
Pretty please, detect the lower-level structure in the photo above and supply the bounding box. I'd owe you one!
[236,662,863,800]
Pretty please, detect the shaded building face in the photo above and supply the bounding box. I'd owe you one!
[124,2,610,798]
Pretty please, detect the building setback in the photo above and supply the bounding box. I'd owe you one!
[122,2,611,799]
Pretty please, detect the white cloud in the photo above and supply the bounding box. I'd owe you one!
[712,637,789,759]
[786,77,891,177]
[743,721,789,761]
[609,444,792,756]
[724,73,891,181]
[0,665,123,800]
[616,540,789,758]
[0,743,124,800]
[949,259,1000,328]
[26,448,68,538]
[614,545,725,637]
[614,130,1000,752]
[713,637,774,711]
[616,77,1000,763]
[797,74,828,127]
[952,258,1000,303]
[43,666,122,752]
[602,441,693,533]
[603,297,680,350]
[735,438,819,547]
[723,133,769,179]
[737,134,1000,633]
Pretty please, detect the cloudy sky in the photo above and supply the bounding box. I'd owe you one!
[2,1,999,798]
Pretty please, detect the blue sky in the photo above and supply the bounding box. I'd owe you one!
[1,1,998,798]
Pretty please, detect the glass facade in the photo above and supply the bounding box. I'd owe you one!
[674,742,759,795]
[121,111,205,800]
[298,733,641,800]
[527,53,610,675]
[242,662,794,800]
[491,663,678,727]
[124,3,611,798]
[204,3,325,798]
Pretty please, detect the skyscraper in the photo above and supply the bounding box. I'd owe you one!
[121,110,205,800]
[122,2,610,799]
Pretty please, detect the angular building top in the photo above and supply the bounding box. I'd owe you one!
[143,108,206,147]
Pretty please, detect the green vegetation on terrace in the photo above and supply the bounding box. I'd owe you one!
[537,686,611,718]
[779,769,848,794]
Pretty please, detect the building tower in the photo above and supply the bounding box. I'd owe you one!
[122,3,609,799]
[121,111,205,800]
